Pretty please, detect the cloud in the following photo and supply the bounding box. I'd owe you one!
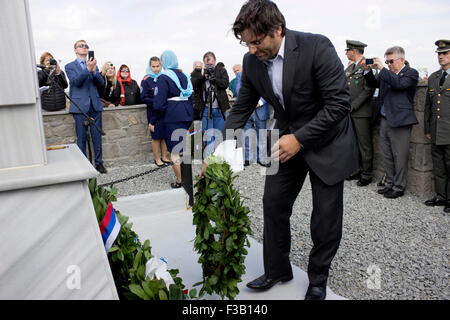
[29,0,450,84]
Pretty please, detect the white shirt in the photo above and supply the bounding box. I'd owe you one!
[263,36,286,109]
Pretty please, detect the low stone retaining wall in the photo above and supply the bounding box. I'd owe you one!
[42,85,433,196]
[43,105,152,165]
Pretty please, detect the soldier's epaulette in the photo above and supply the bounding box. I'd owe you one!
[143,75,150,81]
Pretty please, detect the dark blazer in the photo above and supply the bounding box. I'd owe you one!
[424,69,450,145]
[38,69,68,111]
[65,59,104,113]
[224,29,358,186]
[365,65,419,127]
[191,65,230,114]
[152,70,193,124]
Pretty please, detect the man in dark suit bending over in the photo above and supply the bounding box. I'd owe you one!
[211,0,358,300]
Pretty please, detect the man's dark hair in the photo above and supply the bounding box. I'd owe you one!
[150,56,160,63]
[355,48,364,55]
[232,0,286,40]
[203,51,216,62]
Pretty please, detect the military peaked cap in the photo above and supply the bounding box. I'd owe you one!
[345,40,367,51]
[435,39,450,53]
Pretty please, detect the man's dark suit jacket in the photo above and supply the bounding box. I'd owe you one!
[224,29,358,186]
[364,65,419,127]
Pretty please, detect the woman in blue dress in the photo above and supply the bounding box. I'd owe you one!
[141,56,171,167]
[152,50,194,188]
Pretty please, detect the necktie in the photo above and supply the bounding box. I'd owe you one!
[440,71,447,87]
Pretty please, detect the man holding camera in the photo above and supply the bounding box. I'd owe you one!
[65,40,107,174]
[38,52,68,112]
[191,51,230,157]
[364,46,419,198]
[345,40,375,186]
[424,39,450,213]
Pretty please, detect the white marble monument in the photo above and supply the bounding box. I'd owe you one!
[0,0,118,299]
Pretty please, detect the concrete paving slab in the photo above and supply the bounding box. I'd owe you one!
[114,190,346,300]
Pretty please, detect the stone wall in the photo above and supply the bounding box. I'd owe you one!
[42,85,434,196]
[43,105,152,165]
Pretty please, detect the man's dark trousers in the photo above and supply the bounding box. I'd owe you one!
[73,101,103,166]
[431,144,450,200]
[263,152,343,287]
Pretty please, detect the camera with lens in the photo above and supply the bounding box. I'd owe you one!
[204,65,216,81]
[49,58,57,66]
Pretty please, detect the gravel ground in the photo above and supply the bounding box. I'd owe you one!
[98,159,449,300]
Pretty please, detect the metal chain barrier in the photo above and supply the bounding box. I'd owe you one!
[98,164,169,188]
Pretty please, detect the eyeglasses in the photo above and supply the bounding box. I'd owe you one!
[385,58,401,65]
[77,44,89,49]
[120,69,129,73]
[240,34,267,48]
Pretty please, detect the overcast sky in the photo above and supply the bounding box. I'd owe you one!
[29,0,449,84]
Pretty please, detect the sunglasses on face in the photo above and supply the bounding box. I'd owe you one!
[385,58,401,65]
[120,69,129,73]
[77,44,89,49]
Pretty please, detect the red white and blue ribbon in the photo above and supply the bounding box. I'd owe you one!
[100,203,121,252]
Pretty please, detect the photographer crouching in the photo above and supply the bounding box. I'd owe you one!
[38,52,68,112]
[191,51,230,157]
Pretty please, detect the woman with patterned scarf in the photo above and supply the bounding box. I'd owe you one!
[116,64,140,106]
[152,50,194,188]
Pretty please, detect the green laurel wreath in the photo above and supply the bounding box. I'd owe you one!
[192,155,252,300]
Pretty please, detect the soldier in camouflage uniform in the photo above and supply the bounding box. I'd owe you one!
[424,39,450,213]
[345,40,375,186]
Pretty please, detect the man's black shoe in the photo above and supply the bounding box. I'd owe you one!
[377,187,391,194]
[305,284,326,300]
[244,160,250,167]
[384,189,404,199]
[345,173,360,181]
[424,197,447,207]
[246,274,293,290]
[257,161,271,168]
[357,177,372,187]
[96,164,107,174]
[444,202,450,213]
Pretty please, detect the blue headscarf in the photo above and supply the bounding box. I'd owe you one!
[146,59,162,82]
[161,50,193,99]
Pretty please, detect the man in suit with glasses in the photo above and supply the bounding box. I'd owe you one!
[65,40,107,174]
[364,46,419,199]
[207,0,358,300]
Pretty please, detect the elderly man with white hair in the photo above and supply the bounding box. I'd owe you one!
[364,46,419,199]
